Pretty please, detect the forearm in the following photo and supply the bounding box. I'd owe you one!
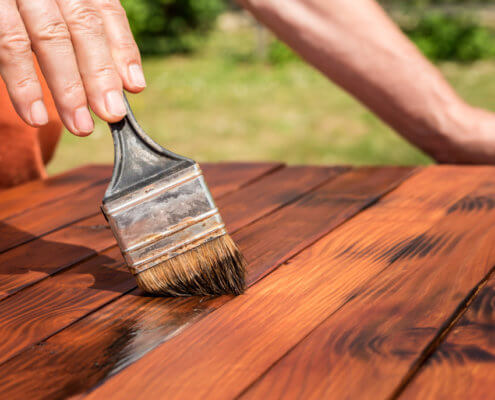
[238,0,469,159]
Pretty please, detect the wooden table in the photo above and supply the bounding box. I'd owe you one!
[0,162,493,400]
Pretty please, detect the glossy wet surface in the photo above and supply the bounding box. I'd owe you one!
[0,163,493,400]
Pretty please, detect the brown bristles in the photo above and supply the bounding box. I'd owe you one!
[135,234,247,297]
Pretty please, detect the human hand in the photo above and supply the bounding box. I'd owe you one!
[0,0,145,136]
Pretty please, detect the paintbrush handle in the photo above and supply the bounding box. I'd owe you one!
[104,93,194,202]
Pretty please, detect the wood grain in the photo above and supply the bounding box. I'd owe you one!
[0,165,111,220]
[0,165,343,374]
[0,164,288,299]
[243,167,416,284]
[221,165,348,232]
[0,181,108,253]
[0,167,411,400]
[0,163,280,254]
[201,162,283,197]
[74,166,494,400]
[0,162,281,362]
[240,166,495,400]
[0,214,114,299]
[400,271,495,400]
[0,246,133,364]
[72,167,415,400]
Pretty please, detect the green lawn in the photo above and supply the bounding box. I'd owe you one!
[47,26,495,174]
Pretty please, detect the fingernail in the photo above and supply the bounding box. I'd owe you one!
[74,106,94,134]
[129,63,146,88]
[105,90,127,117]
[30,100,49,126]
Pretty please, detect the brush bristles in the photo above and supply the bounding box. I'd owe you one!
[135,234,247,297]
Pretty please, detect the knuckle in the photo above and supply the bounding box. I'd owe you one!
[98,0,127,17]
[92,64,118,79]
[0,30,31,58]
[62,80,85,100]
[68,4,105,35]
[116,39,138,54]
[32,20,71,45]
[15,76,39,90]
[8,75,41,103]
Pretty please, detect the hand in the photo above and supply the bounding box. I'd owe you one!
[0,0,145,136]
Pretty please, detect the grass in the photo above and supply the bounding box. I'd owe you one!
[47,24,495,174]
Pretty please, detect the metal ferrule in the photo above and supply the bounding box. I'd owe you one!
[102,164,226,275]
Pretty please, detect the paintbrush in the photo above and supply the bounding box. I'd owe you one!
[101,94,246,297]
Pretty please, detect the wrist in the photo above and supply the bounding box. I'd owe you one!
[429,102,495,163]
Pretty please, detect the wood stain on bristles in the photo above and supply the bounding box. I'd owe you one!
[135,234,247,297]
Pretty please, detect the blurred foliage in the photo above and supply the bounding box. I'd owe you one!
[267,40,300,65]
[121,0,225,54]
[120,0,495,63]
[404,13,495,61]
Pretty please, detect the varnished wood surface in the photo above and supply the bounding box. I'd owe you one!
[0,163,493,400]
[240,167,495,400]
[400,268,495,399]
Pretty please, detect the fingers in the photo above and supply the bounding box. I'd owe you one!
[54,0,126,124]
[2,0,140,134]
[0,0,48,127]
[95,0,146,92]
[17,0,93,135]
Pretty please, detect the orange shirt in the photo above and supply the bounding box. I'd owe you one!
[0,57,63,188]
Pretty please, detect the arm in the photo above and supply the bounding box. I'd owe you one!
[238,0,495,163]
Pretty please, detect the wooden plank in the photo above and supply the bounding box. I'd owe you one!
[239,167,495,400]
[63,167,414,400]
[0,162,286,299]
[0,165,337,302]
[0,162,281,254]
[201,162,283,198]
[79,166,495,400]
[0,165,342,369]
[243,166,416,284]
[0,161,278,220]
[0,165,111,220]
[0,167,411,399]
[221,165,348,232]
[0,214,114,299]
[0,246,134,363]
[0,162,278,222]
[400,270,495,400]
[0,181,108,253]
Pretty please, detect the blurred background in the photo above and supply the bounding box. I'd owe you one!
[48,0,495,174]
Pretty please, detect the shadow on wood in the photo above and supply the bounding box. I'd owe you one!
[0,221,128,293]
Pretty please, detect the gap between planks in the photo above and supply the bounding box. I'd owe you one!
[0,165,111,221]
[237,166,495,400]
[0,167,413,399]
[73,167,416,400]
[0,162,284,299]
[390,265,495,399]
[48,165,492,400]
[78,166,431,400]
[396,264,495,400]
[0,164,342,366]
[0,162,283,254]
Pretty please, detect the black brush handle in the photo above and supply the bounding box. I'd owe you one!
[103,93,194,203]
